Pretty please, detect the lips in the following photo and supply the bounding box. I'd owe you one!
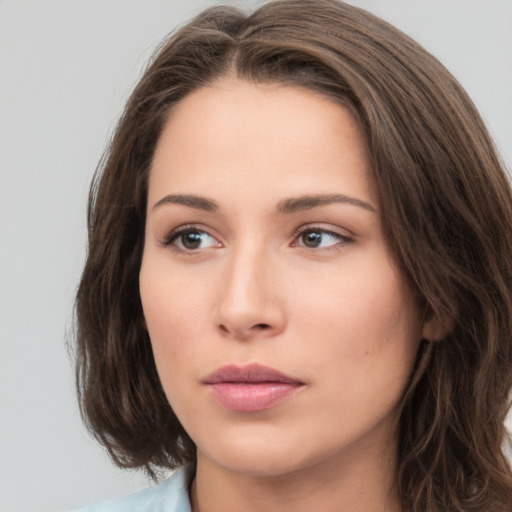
[203,363,304,412]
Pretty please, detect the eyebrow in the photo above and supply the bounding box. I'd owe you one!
[277,194,377,214]
[153,194,218,211]
[152,193,376,214]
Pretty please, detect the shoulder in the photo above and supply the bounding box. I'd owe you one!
[73,465,193,512]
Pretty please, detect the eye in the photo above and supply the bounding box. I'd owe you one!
[164,226,221,251]
[294,227,352,250]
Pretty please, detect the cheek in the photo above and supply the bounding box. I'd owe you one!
[288,252,421,381]
[293,255,418,337]
[139,255,206,380]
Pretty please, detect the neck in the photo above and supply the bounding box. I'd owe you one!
[190,433,402,512]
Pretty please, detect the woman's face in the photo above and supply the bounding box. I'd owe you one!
[140,79,426,477]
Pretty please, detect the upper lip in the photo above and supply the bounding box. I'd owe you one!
[203,363,303,384]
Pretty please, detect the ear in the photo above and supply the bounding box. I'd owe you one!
[421,311,454,342]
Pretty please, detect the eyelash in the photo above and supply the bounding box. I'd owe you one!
[292,226,354,252]
[161,224,354,253]
[161,224,220,252]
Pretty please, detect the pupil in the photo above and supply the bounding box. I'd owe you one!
[182,232,202,249]
[304,232,321,248]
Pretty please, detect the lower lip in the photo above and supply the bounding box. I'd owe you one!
[207,382,302,412]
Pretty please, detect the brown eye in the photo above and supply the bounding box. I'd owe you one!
[166,228,219,251]
[296,228,352,250]
[301,231,323,248]
[180,231,204,250]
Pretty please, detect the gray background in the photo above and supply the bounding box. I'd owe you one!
[1,1,511,510]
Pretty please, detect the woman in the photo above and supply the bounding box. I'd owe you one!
[75,0,512,510]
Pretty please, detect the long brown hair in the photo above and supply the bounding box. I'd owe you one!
[75,1,512,510]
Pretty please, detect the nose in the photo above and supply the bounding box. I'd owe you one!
[215,245,286,340]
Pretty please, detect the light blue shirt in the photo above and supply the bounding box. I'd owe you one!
[74,465,193,512]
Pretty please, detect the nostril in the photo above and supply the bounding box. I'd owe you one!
[217,323,270,336]
[254,323,271,330]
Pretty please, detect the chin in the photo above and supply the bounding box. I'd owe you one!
[215,454,310,478]
[197,430,338,479]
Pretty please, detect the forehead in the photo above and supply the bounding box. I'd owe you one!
[149,79,377,209]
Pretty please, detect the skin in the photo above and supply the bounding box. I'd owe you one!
[140,79,436,512]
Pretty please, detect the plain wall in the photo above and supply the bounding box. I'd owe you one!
[1,1,511,510]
